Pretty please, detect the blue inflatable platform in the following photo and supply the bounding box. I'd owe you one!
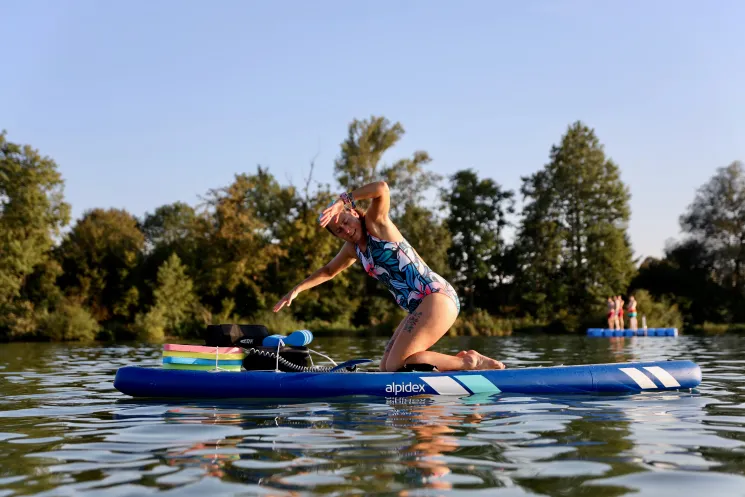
[114,359,701,399]
[587,328,678,337]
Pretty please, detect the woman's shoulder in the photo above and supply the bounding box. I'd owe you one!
[342,240,360,256]
[365,216,403,242]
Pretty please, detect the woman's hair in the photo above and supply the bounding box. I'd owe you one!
[325,206,367,237]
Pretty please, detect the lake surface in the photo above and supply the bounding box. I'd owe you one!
[1,334,744,496]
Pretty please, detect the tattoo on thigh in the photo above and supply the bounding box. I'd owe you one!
[385,339,394,352]
[403,312,422,334]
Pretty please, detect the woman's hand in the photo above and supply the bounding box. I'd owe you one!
[318,199,345,228]
[273,287,300,312]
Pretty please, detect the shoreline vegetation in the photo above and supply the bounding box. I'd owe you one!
[2,116,745,343]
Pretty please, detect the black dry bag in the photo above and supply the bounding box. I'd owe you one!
[203,324,270,347]
[241,345,311,372]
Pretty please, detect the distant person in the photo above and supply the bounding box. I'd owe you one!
[607,297,616,329]
[616,295,625,329]
[627,295,638,330]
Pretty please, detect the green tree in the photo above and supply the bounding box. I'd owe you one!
[192,172,285,318]
[55,208,144,325]
[141,201,197,252]
[0,131,70,338]
[679,161,745,301]
[334,116,406,193]
[237,165,297,238]
[443,169,515,311]
[631,240,730,324]
[134,252,196,339]
[514,121,635,327]
[138,201,199,309]
[511,169,564,320]
[333,115,439,216]
[153,253,196,334]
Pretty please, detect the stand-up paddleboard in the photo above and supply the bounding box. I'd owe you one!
[113,359,701,399]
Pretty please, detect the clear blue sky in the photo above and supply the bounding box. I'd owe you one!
[3,0,743,260]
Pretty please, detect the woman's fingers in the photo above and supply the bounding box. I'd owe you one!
[273,291,298,312]
[319,210,341,228]
[319,200,343,227]
[321,204,337,217]
[273,297,289,312]
[319,209,333,226]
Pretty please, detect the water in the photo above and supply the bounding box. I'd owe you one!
[1,334,745,496]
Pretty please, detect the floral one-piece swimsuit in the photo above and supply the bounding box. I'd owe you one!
[354,232,461,315]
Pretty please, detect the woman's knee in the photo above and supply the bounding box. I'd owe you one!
[380,357,396,372]
[382,354,408,372]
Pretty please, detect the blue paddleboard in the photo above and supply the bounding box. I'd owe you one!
[114,359,701,399]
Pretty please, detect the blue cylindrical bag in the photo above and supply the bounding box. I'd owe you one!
[263,330,313,347]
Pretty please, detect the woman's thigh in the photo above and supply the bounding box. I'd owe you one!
[381,318,408,367]
[383,292,458,370]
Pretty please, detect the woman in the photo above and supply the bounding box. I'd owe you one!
[607,297,616,329]
[273,181,505,372]
[616,295,625,330]
[627,295,638,331]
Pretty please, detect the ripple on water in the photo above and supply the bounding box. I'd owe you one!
[104,423,246,444]
[1,336,745,496]
[585,470,745,496]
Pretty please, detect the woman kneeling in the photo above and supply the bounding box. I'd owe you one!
[273,181,505,372]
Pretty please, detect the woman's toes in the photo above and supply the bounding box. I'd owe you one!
[461,352,478,369]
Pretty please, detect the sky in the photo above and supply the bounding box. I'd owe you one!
[3,0,743,261]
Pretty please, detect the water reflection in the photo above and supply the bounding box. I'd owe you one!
[0,334,744,496]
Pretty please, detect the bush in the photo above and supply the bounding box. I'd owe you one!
[40,301,100,342]
[686,322,745,334]
[132,307,166,343]
[545,309,583,334]
[448,309,533,336]
[248,309,305,335]
[632,289,683,330]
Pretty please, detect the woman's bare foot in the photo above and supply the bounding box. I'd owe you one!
[458,350,505,370]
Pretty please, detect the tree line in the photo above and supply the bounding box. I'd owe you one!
[1,117,744,342]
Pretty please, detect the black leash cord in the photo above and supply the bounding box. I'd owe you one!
[243,348,336,372]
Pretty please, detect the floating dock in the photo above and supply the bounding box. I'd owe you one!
[587,328,678,337]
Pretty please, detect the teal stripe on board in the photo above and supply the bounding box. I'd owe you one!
[454,374,502,394]
[162,357,243,366]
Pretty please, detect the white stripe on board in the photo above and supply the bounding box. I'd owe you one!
[643,366,681,388]
[619,368,657,389]
[421,376,470,396]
